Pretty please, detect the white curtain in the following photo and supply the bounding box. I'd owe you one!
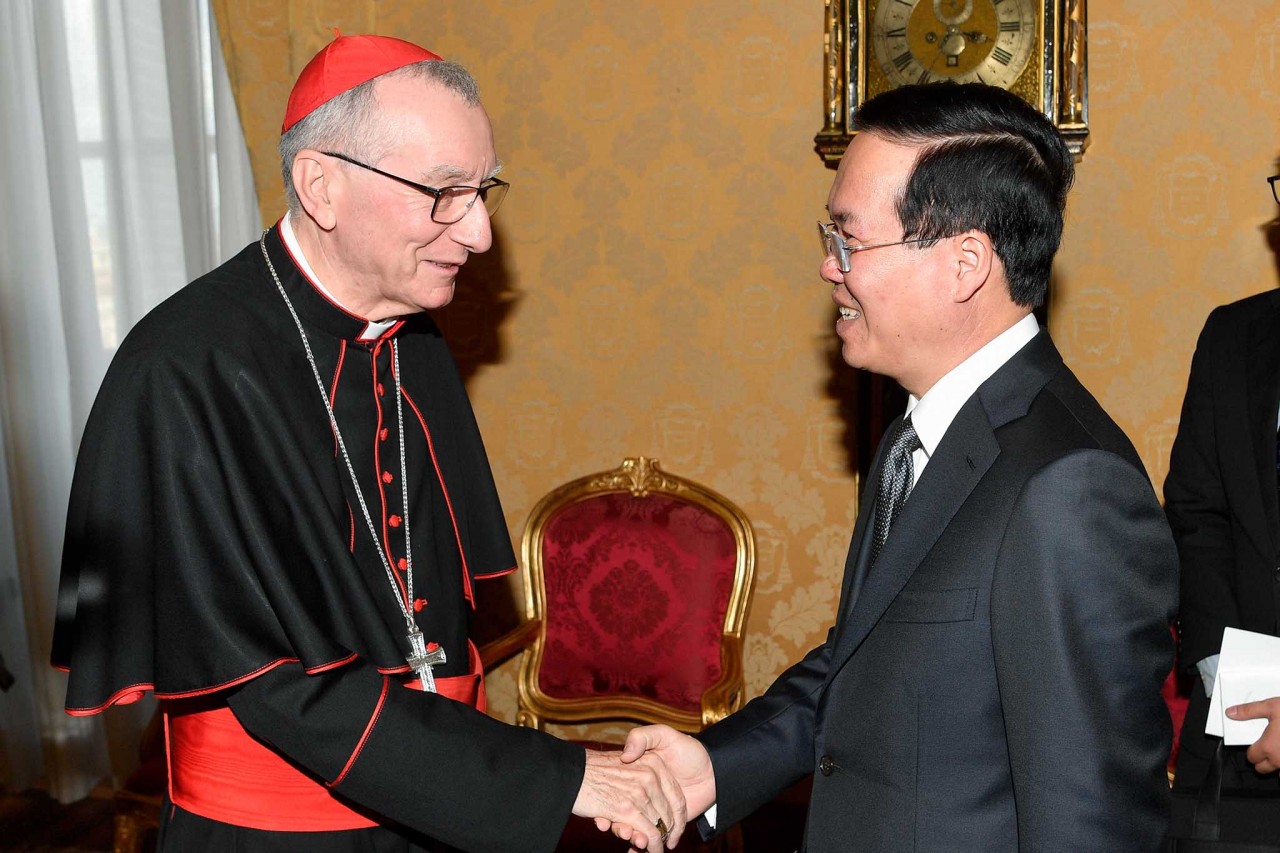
[0,0,260,802]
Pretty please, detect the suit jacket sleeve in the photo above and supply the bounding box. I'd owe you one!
[1163,309,1242,668]
[693,628,834,835]
[991,449,1176,850]
[224,660,585,853]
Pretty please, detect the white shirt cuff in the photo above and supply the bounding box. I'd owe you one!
[1197,653,1220,699]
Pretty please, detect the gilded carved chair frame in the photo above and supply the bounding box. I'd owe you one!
[503,457,757,734]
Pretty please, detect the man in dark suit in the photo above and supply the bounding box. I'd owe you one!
[617,83,1178,851]
[1165,171,1280,813]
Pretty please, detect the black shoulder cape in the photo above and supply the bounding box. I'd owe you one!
[52,225,516,713]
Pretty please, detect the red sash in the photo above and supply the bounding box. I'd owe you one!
[166,643,486,831]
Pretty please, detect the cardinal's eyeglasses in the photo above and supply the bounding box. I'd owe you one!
[324,151,509,224]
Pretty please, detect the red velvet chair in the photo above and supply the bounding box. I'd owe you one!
[484,456,756,850]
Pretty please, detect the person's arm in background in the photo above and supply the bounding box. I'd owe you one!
[1164,309,1239,680]
[1226,698,1280,774]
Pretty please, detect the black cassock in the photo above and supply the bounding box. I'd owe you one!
[52,224,582,852]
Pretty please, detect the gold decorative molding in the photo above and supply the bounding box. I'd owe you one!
[587,456,682,497]
[1060,0,1088,125]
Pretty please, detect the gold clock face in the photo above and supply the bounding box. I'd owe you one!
[870,0,1039,90]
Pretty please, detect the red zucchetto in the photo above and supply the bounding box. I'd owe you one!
[281,32,442,133]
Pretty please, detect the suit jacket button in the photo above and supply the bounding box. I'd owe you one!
[819,755,835,776]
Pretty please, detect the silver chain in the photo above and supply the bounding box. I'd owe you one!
[258,233,418,637]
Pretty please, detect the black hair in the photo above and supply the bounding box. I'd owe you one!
[852,83,1074,307]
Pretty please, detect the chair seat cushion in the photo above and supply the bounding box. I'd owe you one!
[538,493,736,712]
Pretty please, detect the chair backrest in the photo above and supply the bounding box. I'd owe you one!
[516,457,756,733]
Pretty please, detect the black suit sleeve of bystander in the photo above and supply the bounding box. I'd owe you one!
[1164,309,1246,669]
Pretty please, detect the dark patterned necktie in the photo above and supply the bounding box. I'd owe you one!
[871,417,921,565]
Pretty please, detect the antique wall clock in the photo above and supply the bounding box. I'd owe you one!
[816,0,1089,163]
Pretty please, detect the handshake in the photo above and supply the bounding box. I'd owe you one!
[571,724,718,852]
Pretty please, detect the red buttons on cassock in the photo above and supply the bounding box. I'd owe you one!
[377,383,385,397]
[389,515,402,528]
[380,428,389,441]
[413,599,426,613]
[382,471,393,484]
[397,558,408,571]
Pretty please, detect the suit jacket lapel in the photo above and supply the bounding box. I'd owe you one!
[831,331,1060,665]
[1245,293,1280,558]
[835,419,893,616]
[832,399,998,662]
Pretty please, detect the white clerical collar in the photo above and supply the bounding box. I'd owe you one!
[280,214,397,342]
[906,313,1040,467]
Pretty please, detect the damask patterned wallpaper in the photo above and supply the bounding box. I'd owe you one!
[211,0,1280,735]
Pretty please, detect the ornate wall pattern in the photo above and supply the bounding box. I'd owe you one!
[212,0,1280,733]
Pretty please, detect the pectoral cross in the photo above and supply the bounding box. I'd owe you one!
[406,630,447,693]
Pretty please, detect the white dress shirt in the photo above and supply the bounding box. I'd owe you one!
[904,313,1040,486]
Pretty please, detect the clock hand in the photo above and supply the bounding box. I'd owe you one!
[940,26,968,58]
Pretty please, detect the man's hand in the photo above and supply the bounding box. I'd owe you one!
[573,747,687,852]
[621,725,717,818]
[1226,696,1280,774]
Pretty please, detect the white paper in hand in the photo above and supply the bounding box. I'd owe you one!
[1206,627,1280,745]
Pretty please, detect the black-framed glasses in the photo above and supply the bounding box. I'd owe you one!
[1269,174,1279,206]
[322,151,509,223]
[818,221,939,274]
